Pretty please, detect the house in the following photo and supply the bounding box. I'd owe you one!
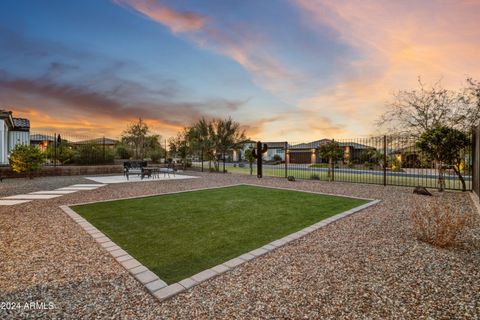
[232,141,287,162]
[71,137,119,149]
[288,139,372,164]
[30,134,57,152]
[0,110,30,165]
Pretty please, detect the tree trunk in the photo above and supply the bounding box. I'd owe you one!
[452,166,467,192]
[249,162,253,175]
[437,161,445,192]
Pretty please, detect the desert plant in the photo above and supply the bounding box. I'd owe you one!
[9,144,44,178]
[318,141,343,181]
[410,198,475,247]
[244,147,255,175]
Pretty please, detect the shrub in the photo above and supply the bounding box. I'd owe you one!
[9,144,44,178]
[272,154,282,162]
[45,143,75,165]
[410,198,474,247]
[310,174,320,180]
[74,144,114,165]
[148,149,163,163]
[115,143,132,159]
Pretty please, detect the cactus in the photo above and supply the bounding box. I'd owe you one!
[252,141,268,178]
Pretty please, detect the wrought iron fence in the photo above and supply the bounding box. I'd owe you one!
[473,125,480,198]
[190,135,473,191]
[30,132,116,166]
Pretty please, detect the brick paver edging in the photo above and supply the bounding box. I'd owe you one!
[59,184,381,302]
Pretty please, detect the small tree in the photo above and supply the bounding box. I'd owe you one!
[9,145,44,178]
[121,118,149,160]
[318,141,343,181]
[417,126,470,191]
[244,147,255,175]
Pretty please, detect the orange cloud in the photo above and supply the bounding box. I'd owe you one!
[114,0,206,33]
[293,0,480,135]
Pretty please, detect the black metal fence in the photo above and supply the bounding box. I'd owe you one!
[30,132,116,166]
[473,126,480,198]
[190,135,473,191]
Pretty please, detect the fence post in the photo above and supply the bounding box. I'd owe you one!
[223,152,226,173]
[284,141,288,178]
[331,139,335,181]
[54,132,57,167]
[103,136,106,164]
[383,135,387,186]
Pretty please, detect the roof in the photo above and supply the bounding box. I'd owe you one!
[290,139,373,150]
[12,118,30,131]
[0,110,30,131]
[264,142,286,149]
[290,139,331,149]
[30,134,56,142]
[73,138,119,145]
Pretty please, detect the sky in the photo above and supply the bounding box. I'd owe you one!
[1,0,479,141]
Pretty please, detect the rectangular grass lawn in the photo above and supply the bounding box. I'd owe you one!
[73,185,368,284]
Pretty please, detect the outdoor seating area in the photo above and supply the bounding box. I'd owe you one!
[124,161,178,180]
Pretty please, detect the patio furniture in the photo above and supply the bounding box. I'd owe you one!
[124,161,147,180]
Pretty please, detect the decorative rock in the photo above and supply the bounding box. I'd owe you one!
[413,186,432,196]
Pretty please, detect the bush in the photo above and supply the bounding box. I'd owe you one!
[115,143,132,159]
[310,174,320,180]
[9,144,44,178]
[45,143,75,165]
[272,154,282,162]
[74,144,114,165]
[410,198,474,247]
[148,149,163,163]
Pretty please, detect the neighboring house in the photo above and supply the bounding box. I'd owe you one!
[232,141,287,162]
[72,137,119,149]
[288,139,372,164]
[0,110,30,165]
[30,134,56,152]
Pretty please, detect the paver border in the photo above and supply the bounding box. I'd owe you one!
[60,184,381,302]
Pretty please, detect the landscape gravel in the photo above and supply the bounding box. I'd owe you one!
[0,172,479,319]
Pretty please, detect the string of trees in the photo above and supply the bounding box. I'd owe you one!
[168,117,247,172]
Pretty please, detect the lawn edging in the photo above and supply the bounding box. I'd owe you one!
[60,185,381,302]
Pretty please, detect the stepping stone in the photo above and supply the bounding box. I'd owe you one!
[3,194,63,200]
[56,187,100,191]
[30,190,78,195]
[0,200,32,206]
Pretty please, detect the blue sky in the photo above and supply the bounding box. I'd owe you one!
[1,0,479,140]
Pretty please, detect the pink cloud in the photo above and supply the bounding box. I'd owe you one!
[114,0,206,33]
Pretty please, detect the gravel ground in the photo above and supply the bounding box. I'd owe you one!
[0,175,93,197]
[0,172,479,319]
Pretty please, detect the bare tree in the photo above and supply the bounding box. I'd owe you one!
[377,78,480,136]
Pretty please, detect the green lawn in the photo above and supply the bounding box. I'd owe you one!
[73,185,367,283]
[225,166,471,190]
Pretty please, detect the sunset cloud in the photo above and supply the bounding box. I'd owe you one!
[114,0,206,33]
[115,0,301,96]
[293,0,480,133]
